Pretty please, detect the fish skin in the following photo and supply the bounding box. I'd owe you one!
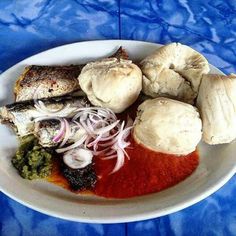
[34,119,86,147]
[0,95,88,137]
[34,119,61,147]
[15,65,82,101]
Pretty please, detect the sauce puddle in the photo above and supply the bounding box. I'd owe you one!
[47,138,199,198]
[94,138,199,198]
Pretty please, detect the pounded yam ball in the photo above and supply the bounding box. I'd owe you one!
[197,74,236,144]
[78,58,142,113]
[140,43,210,104]
[133,97,202,155]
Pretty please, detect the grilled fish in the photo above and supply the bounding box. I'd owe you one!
[0,96,88,137]
[14,47,129,102]
[15,65,82,101]
[34,119,86,147]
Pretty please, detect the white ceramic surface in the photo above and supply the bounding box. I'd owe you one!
[0,40,235,223]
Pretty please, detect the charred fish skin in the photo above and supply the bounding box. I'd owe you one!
[15,65,83,101]
[5,95,86,112]
[0,96,88,137]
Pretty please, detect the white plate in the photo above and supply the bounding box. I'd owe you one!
[0,40,235,223]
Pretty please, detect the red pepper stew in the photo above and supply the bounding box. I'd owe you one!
[94,138,199,198]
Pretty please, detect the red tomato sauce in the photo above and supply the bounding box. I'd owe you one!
[47,158,70,189]
[94,138,199,198]
[47,99,199,198]
[48,138,199,198]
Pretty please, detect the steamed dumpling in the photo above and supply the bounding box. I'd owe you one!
[197,74,236,144]
[140,43,210,104]
[78,58,142,113]
[133,97,202,155]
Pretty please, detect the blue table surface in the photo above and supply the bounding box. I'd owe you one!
[0,0,236,235]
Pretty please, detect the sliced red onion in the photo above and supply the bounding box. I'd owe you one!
[92,146,112,156]
[34,100,72,117]
[35,105,134,173]
[93,120,120,135]
[101,154,117,160]
[52,119,66,143]
[56,135,88,153]
[87,134,103,148]
[73,120,83,130]
[110,148,125,174]
[104,148,117,156]
[59,119,71,147]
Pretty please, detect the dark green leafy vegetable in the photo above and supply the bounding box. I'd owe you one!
[12,135,53,180]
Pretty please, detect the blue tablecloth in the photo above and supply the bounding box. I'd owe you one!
[0,1,235,235]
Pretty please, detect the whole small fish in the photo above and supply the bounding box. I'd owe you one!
[0,95,88,137]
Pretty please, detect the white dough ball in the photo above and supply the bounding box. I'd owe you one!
[78,58,142,113]
[133,97,202,155]
[197,74,236,144]
[140,43,210,104]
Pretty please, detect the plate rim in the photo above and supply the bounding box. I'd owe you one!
[0,39,235,223]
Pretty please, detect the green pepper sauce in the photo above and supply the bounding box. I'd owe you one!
[12,135,53,180]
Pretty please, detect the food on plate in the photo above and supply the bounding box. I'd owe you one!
[197,74,236,144]
[78,58,142,113]
[12,135,53,180]
[3,43,235,199]
[61,162,97,191]
[94,139,199,198]
[34,119,86,147]
[140,43,210,104]
[0,95,87,136]
[109,46,129,60]
[133,97,202,155]
[41,106,133,173]
[15,65,82,101]
[14,47,128,102]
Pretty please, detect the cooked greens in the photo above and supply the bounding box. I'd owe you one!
[12,135,53,180]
